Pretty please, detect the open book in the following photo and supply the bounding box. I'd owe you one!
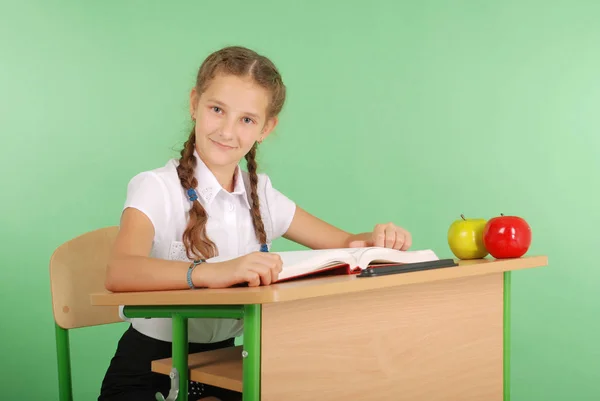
[207,247,440,283]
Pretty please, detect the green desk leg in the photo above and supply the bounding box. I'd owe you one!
[504,271,511,401]
[172,314,189,401]
[243,304,261,401]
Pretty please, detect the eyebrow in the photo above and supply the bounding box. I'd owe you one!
[207,98,261,120]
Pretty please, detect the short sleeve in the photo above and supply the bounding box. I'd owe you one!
[262,174,296,239]
[123,171,169,235]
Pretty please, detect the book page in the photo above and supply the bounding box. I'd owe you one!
[275,249,357,280]
[344,247,378,262]
[206,248,358,281]
[355,247,439,269]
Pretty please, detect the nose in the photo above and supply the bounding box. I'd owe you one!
[219,117,236,140]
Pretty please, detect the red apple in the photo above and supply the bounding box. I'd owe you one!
[483,214,532,258]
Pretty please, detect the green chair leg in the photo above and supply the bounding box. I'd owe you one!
[55,323,73,401]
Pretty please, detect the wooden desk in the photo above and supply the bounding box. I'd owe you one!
[91,255,548,401]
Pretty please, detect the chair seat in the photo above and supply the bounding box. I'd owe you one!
[151,345,243,393]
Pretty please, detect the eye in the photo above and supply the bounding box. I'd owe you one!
[242,117,255,124]
[211,106,222,114]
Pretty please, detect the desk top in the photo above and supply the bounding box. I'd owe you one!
[90,255,547,306]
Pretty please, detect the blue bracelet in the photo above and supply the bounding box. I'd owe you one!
[187,259,204,289]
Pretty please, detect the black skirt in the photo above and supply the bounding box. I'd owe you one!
[98,324,241,401]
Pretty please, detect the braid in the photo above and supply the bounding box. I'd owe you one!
[176,127,217,260]
[244,143,268,245]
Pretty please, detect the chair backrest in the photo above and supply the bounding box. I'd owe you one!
[49,226,122,329]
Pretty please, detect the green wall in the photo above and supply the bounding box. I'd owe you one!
[2,1,599,399]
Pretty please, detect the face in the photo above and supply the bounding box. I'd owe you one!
[189,73,278,169]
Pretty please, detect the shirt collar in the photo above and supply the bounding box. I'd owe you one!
[192,149,251,209]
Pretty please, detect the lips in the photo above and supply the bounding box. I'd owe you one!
[210,138,235,150]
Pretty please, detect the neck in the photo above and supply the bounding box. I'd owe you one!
[195,149,237,192]
[211,165,237,192]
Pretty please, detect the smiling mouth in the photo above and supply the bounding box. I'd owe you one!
[210,139,235,150]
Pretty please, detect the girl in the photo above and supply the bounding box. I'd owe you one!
[98,46,412,401]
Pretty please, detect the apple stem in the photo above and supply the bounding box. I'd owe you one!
[461,214,466,220]
[501,213,504,216]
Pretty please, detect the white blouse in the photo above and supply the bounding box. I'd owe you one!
[119,150,296,343]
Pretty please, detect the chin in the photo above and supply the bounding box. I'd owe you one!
[203,152,240,168]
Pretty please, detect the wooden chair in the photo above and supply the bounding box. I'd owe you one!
[49,226,122,401]
[49,226,241,401]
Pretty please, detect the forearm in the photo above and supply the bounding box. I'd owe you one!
[105,254,194,292]
[283,207,354,249]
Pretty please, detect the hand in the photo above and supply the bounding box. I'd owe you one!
[348,222,412,251]
[193,252,283,288]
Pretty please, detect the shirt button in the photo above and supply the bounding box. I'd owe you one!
[227,202,235,212]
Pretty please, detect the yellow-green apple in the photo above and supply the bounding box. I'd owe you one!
[447,214,488,259]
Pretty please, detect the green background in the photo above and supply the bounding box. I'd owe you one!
[2,0,599,399]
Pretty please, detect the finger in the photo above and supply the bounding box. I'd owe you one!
[384,224,397,248]
[259,266,273,286]
[245,271,260,287]
[393,230,405,250]
[273,256,283,278]
[272,254,283,267]
[249,263,273,286]
[271,262,281,283]
[273,255,283,273]
[265,262,277,285]
[254,254,282,284]
[401,230,412,250]
[374,225,386,247]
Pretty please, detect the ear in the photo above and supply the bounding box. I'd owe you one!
[189,87,199,120]
[259,116,279,141]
